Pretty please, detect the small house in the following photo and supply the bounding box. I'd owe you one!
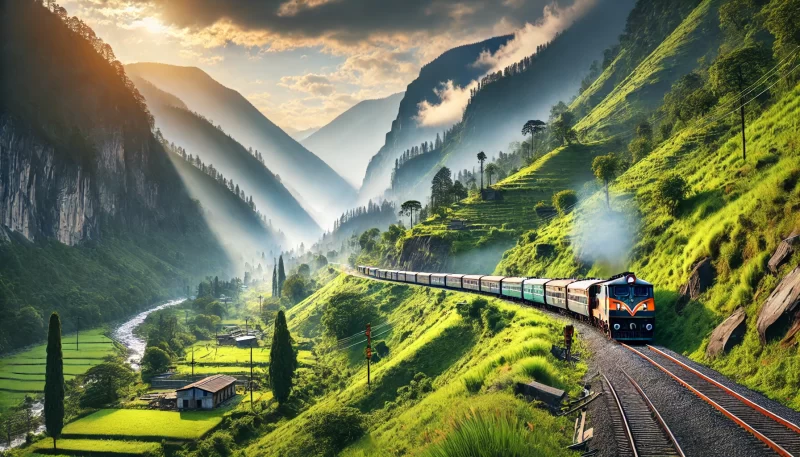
[176,374,237,410]
[235,335,258,348]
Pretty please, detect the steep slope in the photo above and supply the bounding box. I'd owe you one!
[358,35,512,201]
[301,92,404,187]
[286,126,319,141]
[0,1,231,352]
[133,76,321,244]
[125,63,357,221]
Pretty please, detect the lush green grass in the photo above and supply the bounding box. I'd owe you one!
[62,409,225,440]
[28,438,161,455]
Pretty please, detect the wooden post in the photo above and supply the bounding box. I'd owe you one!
[249,345,253,408]
[191,347,195,378]
[740,101,746,161]
[366,323,372,388]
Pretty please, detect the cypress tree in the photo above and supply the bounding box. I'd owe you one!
[272,264,278,297]
[45,313,64,449]
[269,310,296,404]
[277,255,286,296]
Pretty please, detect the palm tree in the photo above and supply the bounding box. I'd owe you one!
[484,163,499,186]
[477,151,487,190]
[521,120,546,158]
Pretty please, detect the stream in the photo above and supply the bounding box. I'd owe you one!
[0,298,185,450]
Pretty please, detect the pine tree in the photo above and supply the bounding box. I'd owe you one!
[278,255,286,296]
[45,313,64,450]
[268,310,296,404]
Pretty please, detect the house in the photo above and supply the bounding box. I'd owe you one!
[176,374,237,410]
[235,335,258,348]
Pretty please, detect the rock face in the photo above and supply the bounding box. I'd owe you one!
[397,235,452,271]
[757,266,800,343]
[680,257,716,300]
[706,307,747,359]
[768,231,799,273]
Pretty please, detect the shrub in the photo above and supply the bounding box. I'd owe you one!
[654,174,688,216]
[305,406,365,457]
[552,190,578,216]
[197,431,235,457]
[322,291,380,339]
[515,357,561,388]
[141,347,171,376]
[421,410,545,457]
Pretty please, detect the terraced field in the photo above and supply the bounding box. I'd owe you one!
[62,409,226,440]
[28,438,161,456]
[0,328,118,411]
[174,343,316,375]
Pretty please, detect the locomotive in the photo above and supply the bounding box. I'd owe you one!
[356,266,654,342]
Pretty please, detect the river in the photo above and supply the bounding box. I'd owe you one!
[0,298,185,450]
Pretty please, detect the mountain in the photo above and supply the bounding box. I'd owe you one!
[358,35,512,201]
[132,76,321,244]
[301,92,404,187]
[285,126,319,141]
[125,63,357,223]
[0,1,232,352]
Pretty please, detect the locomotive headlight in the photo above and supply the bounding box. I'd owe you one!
[642,303,648,310]
[616,303,621,310]
[630,323,637,330]
[613,323,620,331]
[646,323,653,331]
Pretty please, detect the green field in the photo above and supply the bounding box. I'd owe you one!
[0,328,118,410]
[29,438,161,455]
[62,409,225,440]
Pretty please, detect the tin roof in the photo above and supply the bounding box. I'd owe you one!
[503,277,526,284]
[546,279,576,288]
[446,273,465,279]
[568,279,604,291]
[523,278,551,286]
[463,274,484,280]
[177,374,237,393]
[417,272,432,277]
[481,276,506,282]
[235,335,257,342]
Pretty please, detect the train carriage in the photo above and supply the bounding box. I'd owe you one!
[480,276,504,295]
[431,273,448,287]
[446,274,465,289]
[566,279,603,318]
[594,273,655,341]
[545,279,575,310]
[462,275,483,292]
[523,278,550,305]
[501,277,525,299]
[416,273,432,285]
[406,272,418,283]
[396,271,406,282]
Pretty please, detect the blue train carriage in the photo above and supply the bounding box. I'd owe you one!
[566,279,604,320]
[417,272,432,285]
[431,273,448,287]
[480,276,504,295]
[501,277,525,300]
[592,272,655,341]
[446,273,464,289]
[462,274,482,292]
[522,278,549,305]
[544,279,575,310]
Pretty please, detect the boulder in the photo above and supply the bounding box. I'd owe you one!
[677,257,716,313]
[768,231,799,273]
[757,266,800,344]
[706,307,747,359]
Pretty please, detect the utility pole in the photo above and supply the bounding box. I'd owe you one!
[245,318,249,335]
[249,345,254,408]
[191,347,195,378]
[76,317,80,352]
[365,323,372,388]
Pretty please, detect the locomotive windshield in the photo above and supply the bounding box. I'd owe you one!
[612,285,630,297]
[611,285,653,298]
[634,285,651,297]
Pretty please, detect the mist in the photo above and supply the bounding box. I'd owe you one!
[571,198,638,274]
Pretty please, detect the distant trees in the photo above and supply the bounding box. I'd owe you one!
[552,190,578,216]
[452,180,468,201]
[269,310,296,404]
[321,292,379,340]
[477,152,487,190]
[628,121,654,162]
[141,347,171,376]
[359,228,381,252]
[484,163,499,187]
[80,363,135,408]
[331,200,396,234]
[521,120,546,158]
[400,200,422,228]
[551,112,578,145]
[277,256,286,296]
[655,175,688,217]
[45,313,64,450]
[272,263,278,297]
[709,46,773,161]
[282,274,310,303]
[592,154,621,209]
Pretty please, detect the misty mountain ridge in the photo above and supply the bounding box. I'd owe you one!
[125,62,357,224]
[301,92,404,188]
[285,125,320,141]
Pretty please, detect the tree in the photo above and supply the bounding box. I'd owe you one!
[141,347,171,376]
[431,167,454,210]
[552,190,578,215]
[655,175,688,216]
[521,120,546,158]
[359,228,380,251]
[484,163,499,186]
[321,292,380,340]
[45,313,64,450]
[452,181,468,201]
[297,264,311,277]
[400,200,422,228]
[272,262,278,297]
[765,0,800,58]
[477,152,487,190]
[551,112,577,145]
[314,255,328,270]
[592,154,620,209]
[269,310,296,404]
[709,46,773,161]
[277,256,286,296]
[282,274,310,303]
[80,363,135,408]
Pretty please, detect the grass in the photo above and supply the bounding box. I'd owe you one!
[62,409,225,440]
[28,438,161,455]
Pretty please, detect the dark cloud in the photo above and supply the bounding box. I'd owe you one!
[139,0,577,47]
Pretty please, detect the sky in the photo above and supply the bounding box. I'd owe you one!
[63,0,588,132]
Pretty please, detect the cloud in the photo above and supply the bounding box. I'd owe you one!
[279,74,336,96]
[414,0,596,128]
[178,48,225,65]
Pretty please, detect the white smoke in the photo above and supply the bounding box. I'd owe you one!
[414,0,597,128]
[571,196,637,274]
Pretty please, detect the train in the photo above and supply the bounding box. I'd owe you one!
[356,266,655,342]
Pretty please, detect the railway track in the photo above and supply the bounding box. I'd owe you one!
[601,370,685,457]
[625,344,800,457]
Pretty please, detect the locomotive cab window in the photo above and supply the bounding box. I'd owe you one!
[634,285,651,297]
[612,285,630,297]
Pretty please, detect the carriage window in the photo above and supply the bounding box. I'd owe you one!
[613,286,630,297]
[634,286,650,297]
